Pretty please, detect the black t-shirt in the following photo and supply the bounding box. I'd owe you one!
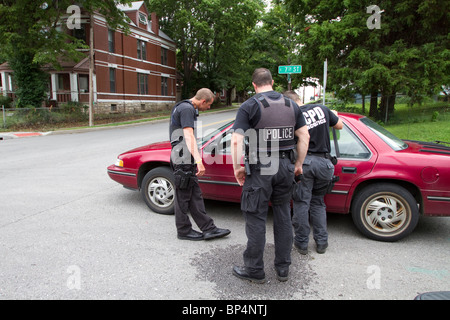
[169,100,198,147]
[232,91,306,134]
[300,104,339,153]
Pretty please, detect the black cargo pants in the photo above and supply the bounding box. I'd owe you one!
[171,162,216,236]
[240,151,295,277]
[292,154,334,246]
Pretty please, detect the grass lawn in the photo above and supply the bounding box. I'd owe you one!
[334,99,449,144]
[384,101,449,143]
[387,121,449,143]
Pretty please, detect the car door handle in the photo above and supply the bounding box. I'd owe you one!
[342,167,357,174]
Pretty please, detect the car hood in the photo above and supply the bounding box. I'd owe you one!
[404,140,450,156]
[123,141,171,154]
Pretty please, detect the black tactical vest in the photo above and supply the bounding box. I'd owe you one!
[253,93,296,152]
[169,100,198,147]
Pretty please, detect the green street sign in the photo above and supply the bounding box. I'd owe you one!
[278,65,302,74]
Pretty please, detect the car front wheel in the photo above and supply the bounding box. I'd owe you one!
[141,167,175,215]
[351,183,419,242]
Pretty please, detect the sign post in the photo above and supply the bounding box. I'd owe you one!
[323,59,327,105]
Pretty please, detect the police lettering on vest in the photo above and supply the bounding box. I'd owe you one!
[263,126,294,142]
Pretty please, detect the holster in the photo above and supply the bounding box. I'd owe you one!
[312,175,340,196]
[326,154,338,165]
[174,168,194,189]
[327,175,340,193]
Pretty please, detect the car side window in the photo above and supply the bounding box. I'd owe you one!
[218,131,233,154]
[202,131,232,155]
[330,125,371,159]
[215,131,247,155]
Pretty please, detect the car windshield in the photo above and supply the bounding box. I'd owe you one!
[198,120,234,146]
[360,117,408,151]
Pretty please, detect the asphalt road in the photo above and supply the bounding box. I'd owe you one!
[0,109,449,301]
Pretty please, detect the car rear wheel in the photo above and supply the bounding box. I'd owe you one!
[351,183,419,242]
[141,167,175,215]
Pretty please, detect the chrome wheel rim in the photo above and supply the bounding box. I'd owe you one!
[148,177,174,208]
[362,192,410,236]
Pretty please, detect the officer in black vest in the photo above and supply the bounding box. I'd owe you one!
[284,91,343,255]
[231,69,309,283]
[169,88,230,241]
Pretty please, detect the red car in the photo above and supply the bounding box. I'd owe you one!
[107,113,450,242]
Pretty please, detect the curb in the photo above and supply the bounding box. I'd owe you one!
[0,132,52,140]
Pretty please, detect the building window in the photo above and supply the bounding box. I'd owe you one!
[57,74,69,91]
[137,73,148,95]
[78,75,89,93]
[108,29,115,53]
[57,74,64,91]
[161,77,168,96]
[139,12,147,25]
[137,40,146,60]
[109,68,116,93]
[73,24,87,43]
[161,48,168,65]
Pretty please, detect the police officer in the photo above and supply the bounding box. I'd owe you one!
[231,69,309,283]
[169,88,231,241]
[284,91,343,255]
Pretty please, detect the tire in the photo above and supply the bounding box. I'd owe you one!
[351,183,419,242]
[140,167,175,215]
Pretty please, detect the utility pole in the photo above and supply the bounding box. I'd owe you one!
[323,59,327,105]
[89,13,94,127]
[287,56,291,91]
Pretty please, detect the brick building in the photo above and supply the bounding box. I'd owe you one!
[0,1,177,113]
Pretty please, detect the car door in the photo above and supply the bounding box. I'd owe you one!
[324,122,377,213]
[200,128,242,203]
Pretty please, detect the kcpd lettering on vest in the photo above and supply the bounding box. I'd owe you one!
[303,106,326,130]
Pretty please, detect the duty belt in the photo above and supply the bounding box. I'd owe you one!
[307,152,329,158]
[279,151,293,159]
[307,152,338,165]
[259,150,294,158]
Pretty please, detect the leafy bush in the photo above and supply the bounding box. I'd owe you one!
[2,103,89,130]
[0,96,13,108]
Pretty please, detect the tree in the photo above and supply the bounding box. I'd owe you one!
[201,0,263,105]
[0,0,133,108]
[282,0,450,121]
[146,0,264,101]
[250,1,305,92]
